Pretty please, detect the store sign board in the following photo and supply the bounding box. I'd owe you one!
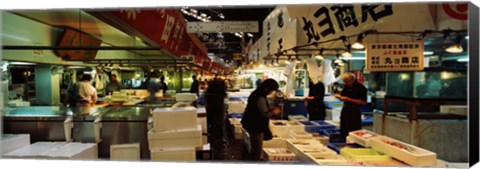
[233,53,243,61]
[366,41,424,72]
[187,21,259,33]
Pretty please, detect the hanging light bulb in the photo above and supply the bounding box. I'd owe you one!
[445,43,463,53]
[352,40,365,50]
[342,50,352,57]
[315,55,323,60]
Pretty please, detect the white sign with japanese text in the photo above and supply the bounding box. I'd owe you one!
[366,41,425,72]
[186,21,259,33]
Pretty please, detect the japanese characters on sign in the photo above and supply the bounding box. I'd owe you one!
[302,4,394,44]
[366,41,424,71]
[111,9,209,63]
[186,21,259,33]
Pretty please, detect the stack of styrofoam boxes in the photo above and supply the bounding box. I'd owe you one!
[196,107,208,145]
[3,142,97,160]
[229,117,243,140]
[286,139,345,165]
[227,101,247,114]
[1,134,30,155]
[149,107,202,162]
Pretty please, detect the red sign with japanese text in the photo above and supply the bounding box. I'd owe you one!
[107,9,209,61]
[55,28,102,60]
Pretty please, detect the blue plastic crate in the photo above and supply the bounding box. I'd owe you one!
[327,142,364,154]
[228,113,243,119]
[283,100,308,117]
[311,120,337,131]
[319,128,344,143]
[298,121,321,133]
[362,116,373,125]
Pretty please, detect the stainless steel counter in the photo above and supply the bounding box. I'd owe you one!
[3,106,152,159]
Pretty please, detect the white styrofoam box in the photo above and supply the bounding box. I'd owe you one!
[44,142,97,160]
[152,107,197,131]
[440,105,468,116]
[197,117,207,133]
[229,118,242,125]
[289,130,314,139]
[202,135,208,145]
[150,147,196,162]
[315,159,352,165]
[110,143,140,161]
[1,134,30,155]
[263,148,299,162]
[3,142,67,158]
[368,136,437,167]
[306,152,344,164]
[175,93,198,102]
[286,139,326,161]
[312,133,329,145]
[289,144,337,163]
[197,107,206,115]
[227,101,247,114]
[288,115,308,121]
[148,125,202,149]
[263,138,287,148]
[270,120,305,138]
[348,129,379,147]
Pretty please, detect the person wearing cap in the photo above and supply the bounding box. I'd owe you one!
[64,74,98,107]
[334,72,367,140]
[241,78,281,161]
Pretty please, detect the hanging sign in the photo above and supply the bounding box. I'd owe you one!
[366,41,424,72]
[187,21,259,33]
[233,53,243,61]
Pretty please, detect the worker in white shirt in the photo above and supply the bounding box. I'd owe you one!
[64,74,98,107]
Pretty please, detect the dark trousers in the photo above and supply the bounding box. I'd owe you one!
[248,132,264,161]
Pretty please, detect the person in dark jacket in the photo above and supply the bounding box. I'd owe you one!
[241,79,281,161]
[190,75,199,94]
[335,72,367,141]
[205,79,227,160]
[305,79,326,120]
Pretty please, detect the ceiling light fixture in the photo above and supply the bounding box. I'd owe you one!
[247,33,253,37]
[457,58,469,62]
[218,13,225,19]
[423,51,434,55]
[446,33,463,53]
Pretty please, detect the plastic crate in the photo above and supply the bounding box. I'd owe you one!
[297,121,321,133]
[327,142,363,154]
[319,128,344,143]
[228,113,244,119]
[311,120,337,131]
[263,148,299,162]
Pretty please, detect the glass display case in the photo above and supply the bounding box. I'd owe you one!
[386,71,467,99]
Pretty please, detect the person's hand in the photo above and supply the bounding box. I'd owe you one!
[334,93,341,98]
[338,96,349,102]
[272,107,281,115]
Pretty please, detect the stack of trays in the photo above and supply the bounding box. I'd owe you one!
[1,134,30,155]
[270,120,305,138]
[3,142,97,160]
[367,136,437,167]
[149,107,201,162]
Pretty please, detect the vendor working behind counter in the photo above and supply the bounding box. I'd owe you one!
[63,74,98,107]
[334,72,367,141]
